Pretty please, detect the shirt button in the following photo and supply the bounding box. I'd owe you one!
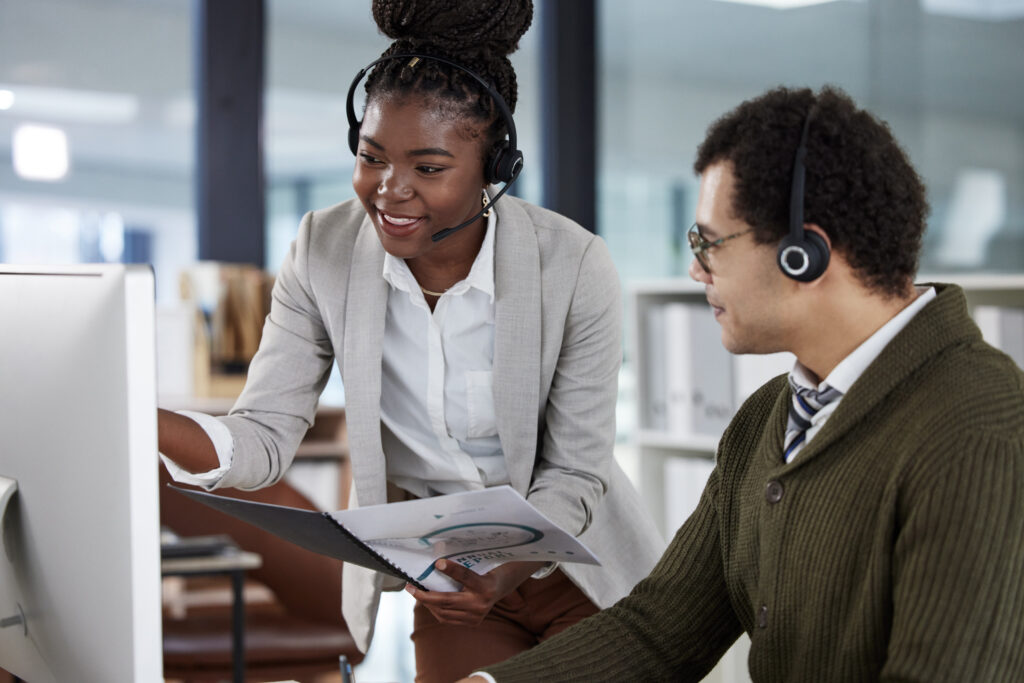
[765,480,784,504]
[757,604,769,629]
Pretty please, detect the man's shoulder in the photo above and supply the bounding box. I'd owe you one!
[740,373,790,416]
[917,336,1024,428]
[719,373,789,446]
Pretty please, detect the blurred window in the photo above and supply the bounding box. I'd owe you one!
[598,0,1024,281]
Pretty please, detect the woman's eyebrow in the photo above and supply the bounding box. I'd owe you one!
[408,147,454,158]
[360,134,384,150]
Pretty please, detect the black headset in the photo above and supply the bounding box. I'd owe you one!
[345,54,524,240]
[777,108,830,282]
[346,53,524,241]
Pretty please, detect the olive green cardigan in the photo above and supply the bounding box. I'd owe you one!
[487,284,1024,682]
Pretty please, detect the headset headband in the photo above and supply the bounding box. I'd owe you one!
[777,105,830,281]
[345,52,524,241]
[788,109,813,241]
[345,52,520,167]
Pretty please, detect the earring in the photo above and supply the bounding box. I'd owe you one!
[482,190,492,218]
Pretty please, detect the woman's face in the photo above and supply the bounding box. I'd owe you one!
[352,95,489,260]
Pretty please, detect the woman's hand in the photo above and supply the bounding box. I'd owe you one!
[405,559,548,626]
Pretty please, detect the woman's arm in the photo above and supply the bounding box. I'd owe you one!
[525,235,622,536]
[157,408,219,473]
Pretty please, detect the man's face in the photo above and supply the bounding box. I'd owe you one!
[689,161,793,355]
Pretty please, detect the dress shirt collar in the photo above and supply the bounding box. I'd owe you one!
[791,286,937,393]
[382,208,496,302]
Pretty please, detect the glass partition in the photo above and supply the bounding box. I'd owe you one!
[598,0,1024,282]
[0,0,194,303]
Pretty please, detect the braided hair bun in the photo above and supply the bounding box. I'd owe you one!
[373,0,532,57]
[367,0,533,115]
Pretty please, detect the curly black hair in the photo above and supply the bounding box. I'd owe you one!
[694,86,929,297]
[365,0,533,158]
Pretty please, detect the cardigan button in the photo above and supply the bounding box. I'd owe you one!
[765,480,784,504]
[757,604,769,628]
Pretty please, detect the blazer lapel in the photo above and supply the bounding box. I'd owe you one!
[342,218,390,507]
[492,198,542,495]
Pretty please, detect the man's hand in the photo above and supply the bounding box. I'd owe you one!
[405,558,547,626]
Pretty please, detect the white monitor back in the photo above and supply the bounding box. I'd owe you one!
[0,264,162,682]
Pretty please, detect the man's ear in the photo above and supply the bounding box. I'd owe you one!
[804,223,831,251]
[793,223,832,288]
[777,222,831,283]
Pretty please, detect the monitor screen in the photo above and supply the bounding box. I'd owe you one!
[0,264,162,682]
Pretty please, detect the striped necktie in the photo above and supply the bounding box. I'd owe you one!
[783,377,843,462]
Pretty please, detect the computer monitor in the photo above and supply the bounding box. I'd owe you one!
[0,264,162,682]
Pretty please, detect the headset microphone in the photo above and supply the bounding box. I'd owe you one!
[777,108,830,282]
[346,53,524,242]
[429,164,522,242]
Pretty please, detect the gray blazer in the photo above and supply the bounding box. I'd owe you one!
[215,193,665,651]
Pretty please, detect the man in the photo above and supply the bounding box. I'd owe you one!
[456,85,1024,681]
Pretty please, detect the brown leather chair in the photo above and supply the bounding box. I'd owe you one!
[159,465,364,682]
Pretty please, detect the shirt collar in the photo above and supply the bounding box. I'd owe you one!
[382,207,497,302]
[790,286,937,393]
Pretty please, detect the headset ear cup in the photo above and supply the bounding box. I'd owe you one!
[487,142,509,184]
[777,231,830,282]
[348,126,360,156]
[502,149,524,183]
[486,143,523,184]
[485,149,502,185]
[803,231,830,279]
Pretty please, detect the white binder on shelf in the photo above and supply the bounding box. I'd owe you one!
[663,302,694,436]
[661,302,736,437]
[688,304,734,436]
[644,304,669,431]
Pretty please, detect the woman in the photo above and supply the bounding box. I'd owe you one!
[158,1,664,680]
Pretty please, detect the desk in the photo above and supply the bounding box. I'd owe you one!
[162,549,261,683]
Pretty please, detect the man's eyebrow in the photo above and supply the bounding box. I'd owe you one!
[694,222,718,239]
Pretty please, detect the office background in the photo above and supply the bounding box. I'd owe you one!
[2,0,1022,680]
[4,0,1023,290]
[2,0,1022,464]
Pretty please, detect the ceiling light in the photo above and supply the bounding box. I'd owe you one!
[922,0,1024,20]
[13,124,70,181]
[0,84,138,124]
[0,90,14,110]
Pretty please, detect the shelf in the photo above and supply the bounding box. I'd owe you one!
[634,430,718,453]
[626,272,1024,542]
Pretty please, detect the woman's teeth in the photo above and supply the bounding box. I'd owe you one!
[381,212,418,225]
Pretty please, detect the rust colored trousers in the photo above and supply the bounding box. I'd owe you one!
[410,569,599,683]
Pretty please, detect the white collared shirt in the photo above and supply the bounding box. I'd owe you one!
[785,286,936,461]
[163,211,509,499]
[379,210,509,498]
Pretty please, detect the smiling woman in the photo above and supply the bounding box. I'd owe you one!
[154,1,664,682]
[353,96,490,274]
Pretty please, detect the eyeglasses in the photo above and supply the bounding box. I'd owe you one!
[687,223,752,273]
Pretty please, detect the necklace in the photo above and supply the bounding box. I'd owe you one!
[420,285,447,297]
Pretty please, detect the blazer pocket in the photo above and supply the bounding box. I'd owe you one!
[465,370,499,439]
